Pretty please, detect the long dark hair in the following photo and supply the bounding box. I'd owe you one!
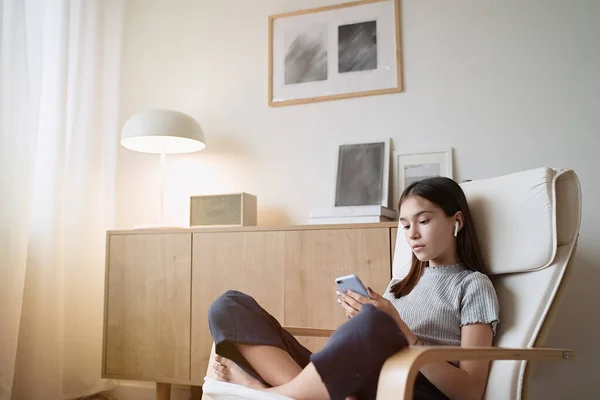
[391,177,487,298]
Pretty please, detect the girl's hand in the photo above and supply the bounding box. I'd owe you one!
[336,288,361,318]
[336,286,400,323]
[337,286,418,345]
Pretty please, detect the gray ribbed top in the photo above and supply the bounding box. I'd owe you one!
[383,263,500,347]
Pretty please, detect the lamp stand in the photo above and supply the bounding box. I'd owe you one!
[159,150,166,226]
[132,151,173,229]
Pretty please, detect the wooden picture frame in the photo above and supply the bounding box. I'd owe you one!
[268,0,403,107]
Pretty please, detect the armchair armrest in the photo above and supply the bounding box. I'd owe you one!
[284,326,335,337]
[376,346,574,400]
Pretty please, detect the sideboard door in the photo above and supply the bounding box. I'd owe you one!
[104,233,192,381]
[190,231,286,381]
[283,227,392,351]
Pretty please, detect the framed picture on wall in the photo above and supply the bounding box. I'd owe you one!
[392,148,454,210]
[334,139,391,208]
[268,0,403,107]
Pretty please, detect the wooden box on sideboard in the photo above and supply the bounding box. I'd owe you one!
[190,192,257,227]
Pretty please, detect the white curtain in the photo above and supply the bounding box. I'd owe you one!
[0,1,123,399]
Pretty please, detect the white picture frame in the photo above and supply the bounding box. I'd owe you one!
[268,0,402,107]
[392,148,454,210]
[333,139,391,208]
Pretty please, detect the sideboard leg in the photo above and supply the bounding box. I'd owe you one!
[157,382,171,400]
[191,385,203,399]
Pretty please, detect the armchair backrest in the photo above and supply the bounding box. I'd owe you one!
[392,167,582,400]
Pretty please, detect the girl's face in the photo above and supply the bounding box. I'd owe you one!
[399,195,462,266]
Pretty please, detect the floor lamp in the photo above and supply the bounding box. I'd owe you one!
[121,109,206,226]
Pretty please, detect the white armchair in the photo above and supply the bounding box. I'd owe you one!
[380,167,581,399]
[203,167,581,400]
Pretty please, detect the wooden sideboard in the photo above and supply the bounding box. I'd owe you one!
[102,222,399,398]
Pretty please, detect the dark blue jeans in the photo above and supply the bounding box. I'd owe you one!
[208,290,449,400]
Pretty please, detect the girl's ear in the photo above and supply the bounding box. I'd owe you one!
[454,211,465,233]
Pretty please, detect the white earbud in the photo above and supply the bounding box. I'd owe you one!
[454,221,459,237]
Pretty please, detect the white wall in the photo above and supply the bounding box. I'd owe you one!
[117,0,600,398]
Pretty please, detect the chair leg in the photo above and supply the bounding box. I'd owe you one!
[191,385,203,400]
[156,382,171,400]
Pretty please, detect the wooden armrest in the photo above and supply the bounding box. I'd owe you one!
[284,326,335,337]
[376,347,574,400]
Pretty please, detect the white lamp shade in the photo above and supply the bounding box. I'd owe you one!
[121,109,206,154]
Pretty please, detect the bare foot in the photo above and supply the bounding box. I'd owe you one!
[214,355,267,390]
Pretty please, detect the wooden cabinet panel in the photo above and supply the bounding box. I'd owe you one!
[104,233,191,380]
[190,231,285,381]
[283,228,391,330]
[295,336,329,353]
[391,227,398,262]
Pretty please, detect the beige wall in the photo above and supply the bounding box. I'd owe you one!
[117,0,600,397]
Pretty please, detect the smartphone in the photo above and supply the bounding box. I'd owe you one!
[335,274,371,298]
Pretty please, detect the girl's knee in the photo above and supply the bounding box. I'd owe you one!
[356,305,408,349]
[209,291,242,323]
[208,290,256,327]
[210,290,250,308]
[358,304,392,328]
